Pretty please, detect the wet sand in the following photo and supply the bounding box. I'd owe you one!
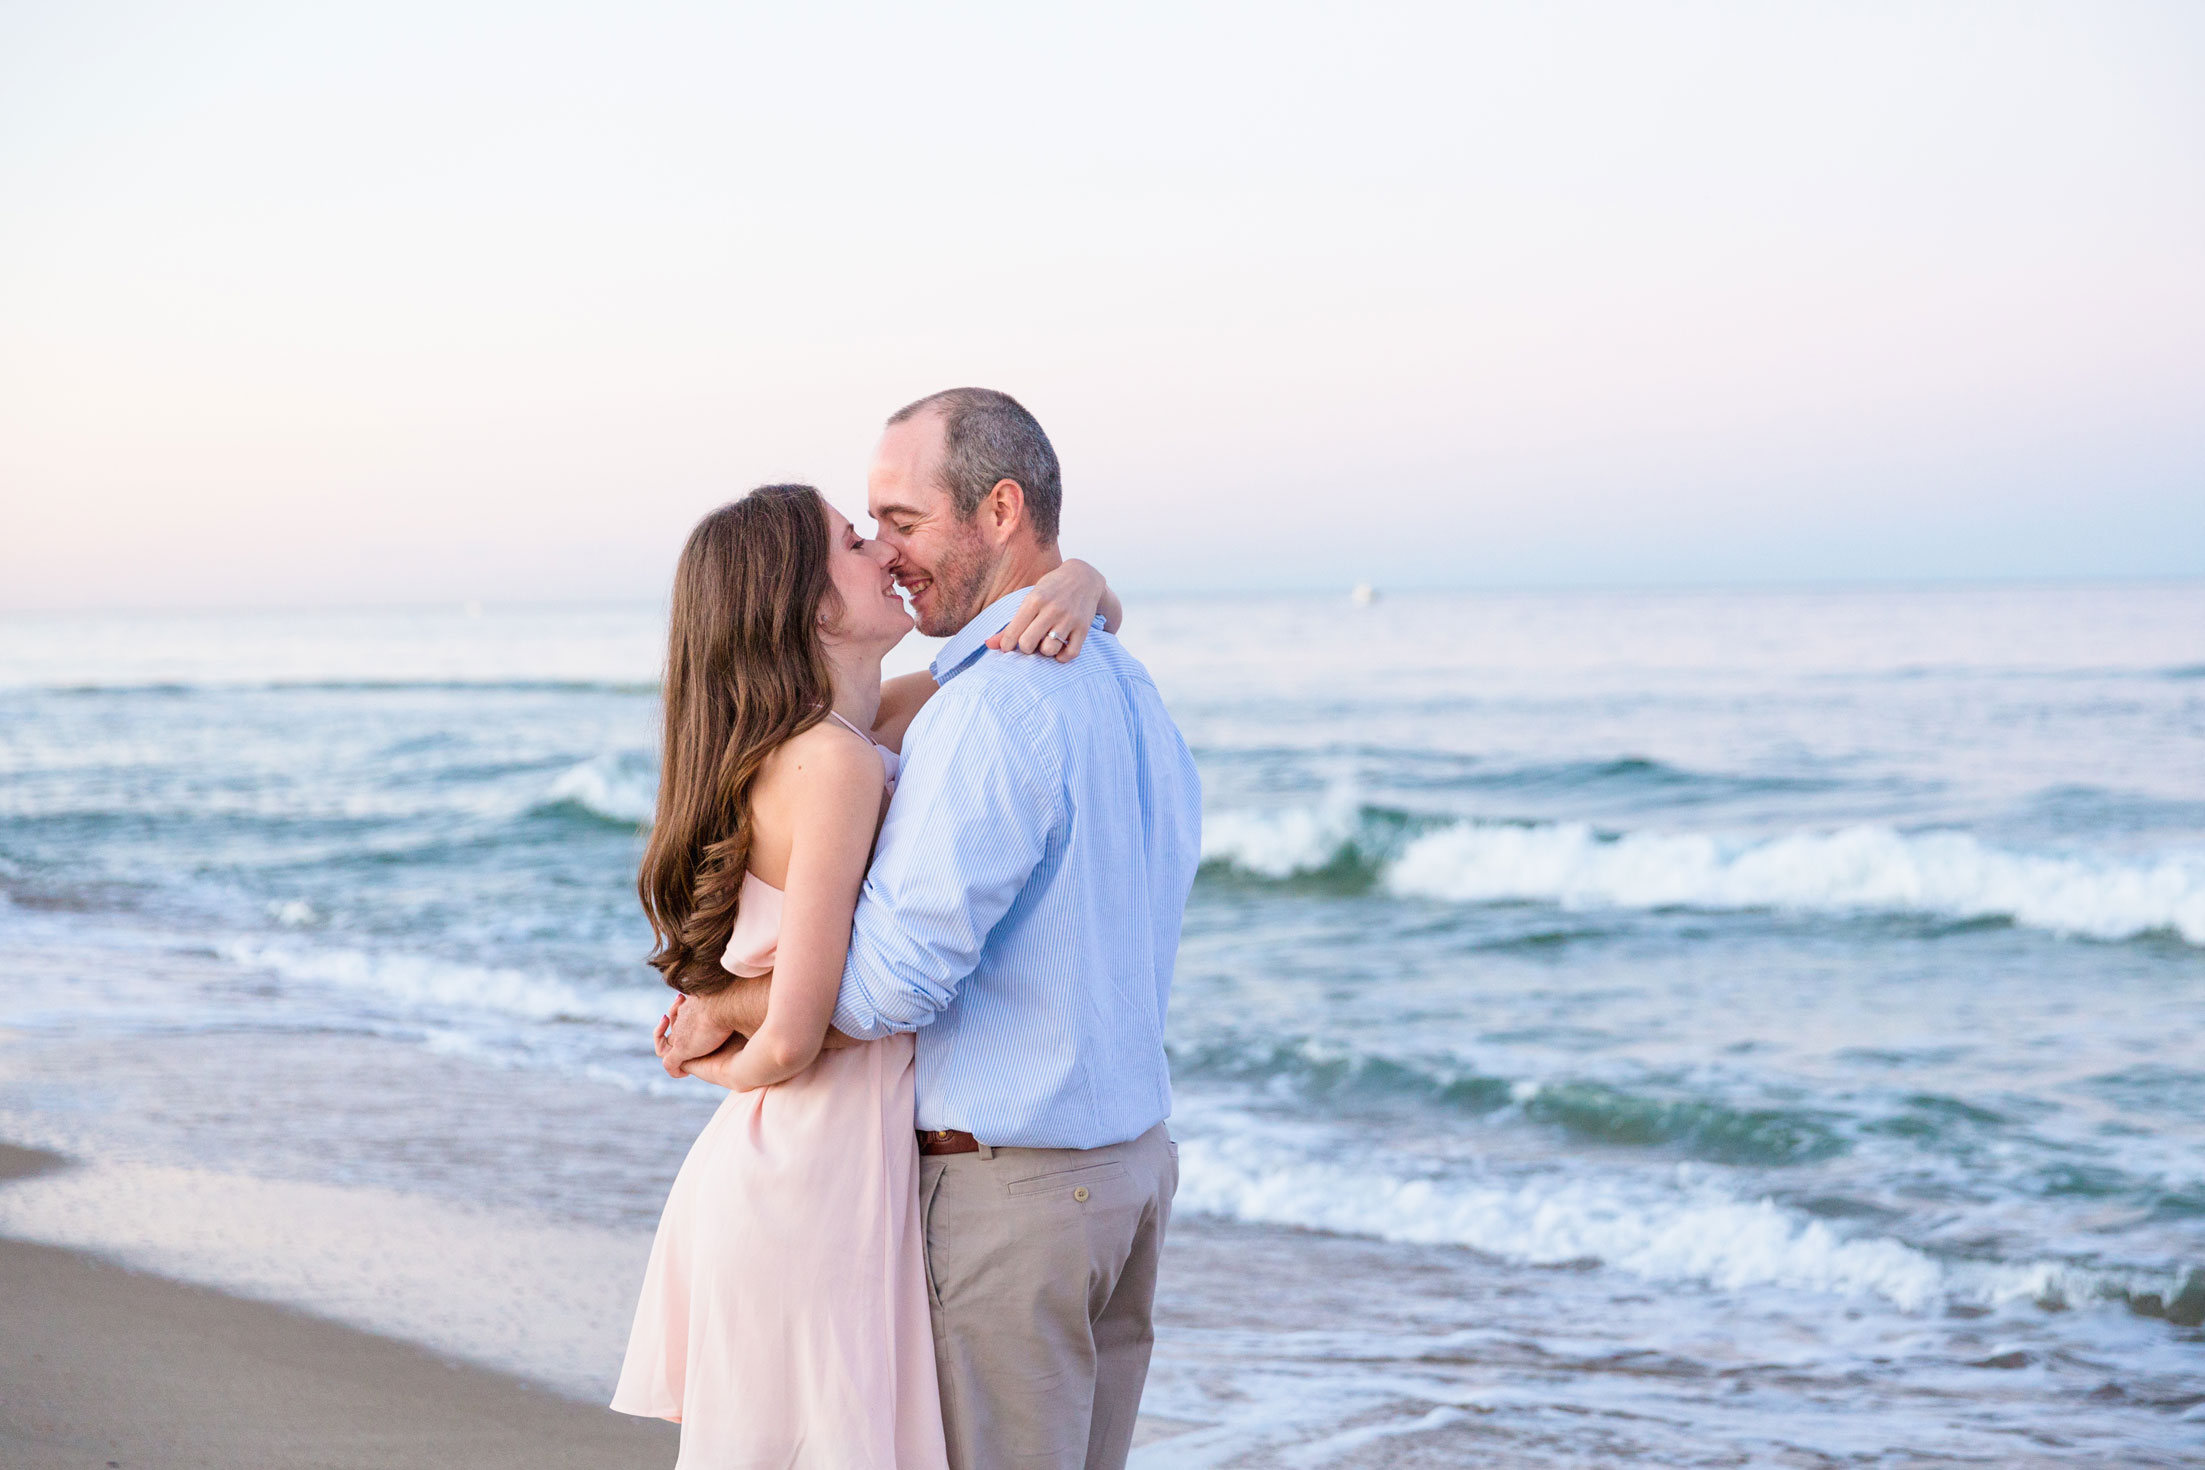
[0,1143,679,1470]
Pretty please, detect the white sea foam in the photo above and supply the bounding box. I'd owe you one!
[1200,787,1365,877]
[1203,802,2205,944]
[544,751,658,825]
[1388,821,2205,943]
[268,898,320,927]
[223,941,663,1029]
[1172,1108,2111,1314]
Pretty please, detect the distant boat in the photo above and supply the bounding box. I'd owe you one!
[1351,584,1378,605]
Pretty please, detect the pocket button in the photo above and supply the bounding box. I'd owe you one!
[1073,1186,1090,1203]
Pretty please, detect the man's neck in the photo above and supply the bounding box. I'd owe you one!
[975,543,1063,614]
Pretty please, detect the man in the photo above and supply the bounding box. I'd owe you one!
[664,387,1202,1470]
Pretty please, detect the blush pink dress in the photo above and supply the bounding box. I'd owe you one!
[612,722,947,1469]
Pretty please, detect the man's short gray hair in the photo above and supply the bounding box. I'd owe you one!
[887,387,1061,545]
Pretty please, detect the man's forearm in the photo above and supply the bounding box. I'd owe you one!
[702,974,771,1038]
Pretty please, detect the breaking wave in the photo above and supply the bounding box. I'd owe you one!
[538,752,658,826]
[222,941,662,1029]
[1169,1037,1847,1166]
[1202,801,2205,945]
[1172,1103,2195,1318]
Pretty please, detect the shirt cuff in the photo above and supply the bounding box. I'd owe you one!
[830,956,898,1041]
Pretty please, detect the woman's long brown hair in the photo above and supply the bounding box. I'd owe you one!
[639,485,839,995]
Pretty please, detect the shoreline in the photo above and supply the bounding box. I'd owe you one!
[0,1143,678,1470]
[0,1142,1208,1465]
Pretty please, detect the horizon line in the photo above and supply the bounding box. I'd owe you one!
[2,568,2203,619]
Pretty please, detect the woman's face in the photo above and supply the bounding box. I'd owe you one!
[822,505,914,649]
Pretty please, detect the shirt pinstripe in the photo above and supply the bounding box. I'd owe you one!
[831,589,1202,1149]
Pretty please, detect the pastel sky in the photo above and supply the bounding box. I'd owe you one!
[3,1,2200,609]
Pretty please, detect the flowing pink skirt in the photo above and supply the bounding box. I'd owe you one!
[612,1033,947,1469]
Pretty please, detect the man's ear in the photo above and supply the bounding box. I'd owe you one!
[982,478,1027,544]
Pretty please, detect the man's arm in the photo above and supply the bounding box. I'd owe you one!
[656,976,765,1078]
[658,976,865,1080]
[832,687,1059,1039]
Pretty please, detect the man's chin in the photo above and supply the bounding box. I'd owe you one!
[907,585,968,638]
[905,561,987,637]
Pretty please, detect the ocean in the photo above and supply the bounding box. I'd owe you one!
[1,583,2200,1465]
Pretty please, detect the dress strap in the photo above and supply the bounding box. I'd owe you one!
[824,709,874,744]
[822,706,901,794]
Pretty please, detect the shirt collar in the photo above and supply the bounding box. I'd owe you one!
[929,588,1037,685]
[928,587,1107,685]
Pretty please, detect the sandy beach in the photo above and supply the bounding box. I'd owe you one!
[0,1144,678,1470]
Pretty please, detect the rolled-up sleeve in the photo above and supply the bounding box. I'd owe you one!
[831,686,1060,1039]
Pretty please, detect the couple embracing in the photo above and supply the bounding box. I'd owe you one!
[611,388,1202,1469]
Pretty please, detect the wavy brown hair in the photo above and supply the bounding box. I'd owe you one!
[639,485,840,995]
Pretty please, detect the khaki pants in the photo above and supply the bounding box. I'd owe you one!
[919,1123,1177,1470]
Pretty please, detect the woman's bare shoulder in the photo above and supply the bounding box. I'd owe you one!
[757,720,886,797]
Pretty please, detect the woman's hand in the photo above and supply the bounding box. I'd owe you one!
[988,559,1120,661]
[677,1034,751,1090]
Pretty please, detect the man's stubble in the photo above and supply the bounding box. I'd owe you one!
[914,524,997,639]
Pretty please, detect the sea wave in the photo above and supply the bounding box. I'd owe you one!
[1389,821,2205,944]
[222,941,663,1029]
[1172,1106,2186,1316]
[1,749,661,829]
[538,752,658,826]
[1169,1037,1846,1166]
[1199,789,1405,881]
[1203,802,2205,944]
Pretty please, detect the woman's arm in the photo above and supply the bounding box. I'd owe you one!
[656,973,859,1081]
[682,735,885,1092]
[985,559,1118,661]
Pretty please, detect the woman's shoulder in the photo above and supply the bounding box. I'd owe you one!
[758,718,887,796]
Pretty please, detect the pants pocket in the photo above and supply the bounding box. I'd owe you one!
[1003,1158,1130,1199]
[919,1161,948,1312]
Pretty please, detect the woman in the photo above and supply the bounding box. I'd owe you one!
[610,484,1115,1467]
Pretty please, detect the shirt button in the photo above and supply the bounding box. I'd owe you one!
[1072,1187,1090,1203]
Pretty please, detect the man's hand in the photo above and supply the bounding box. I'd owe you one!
[656,993,739,1079]
[655,976,862,1079]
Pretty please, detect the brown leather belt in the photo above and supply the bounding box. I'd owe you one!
[918,1128,981,1156]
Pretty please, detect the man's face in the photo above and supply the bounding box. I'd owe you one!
[866,413,996,637]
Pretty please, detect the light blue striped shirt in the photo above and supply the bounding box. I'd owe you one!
[831,589,1202,1149]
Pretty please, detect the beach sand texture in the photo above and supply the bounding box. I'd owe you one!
[0,1144,679,1470]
